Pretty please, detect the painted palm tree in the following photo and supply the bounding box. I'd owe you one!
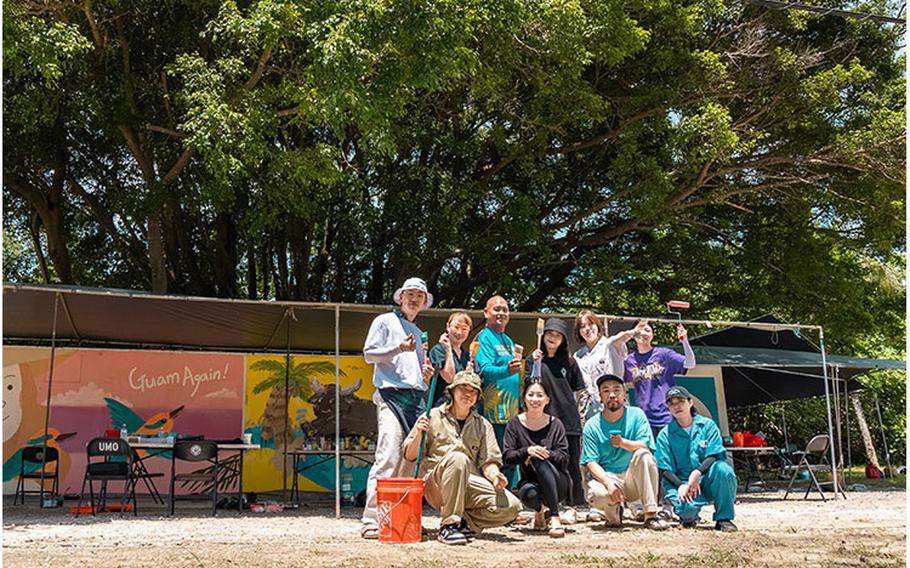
[250,358,343,446]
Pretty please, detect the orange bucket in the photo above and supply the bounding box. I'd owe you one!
[376,477,423,543]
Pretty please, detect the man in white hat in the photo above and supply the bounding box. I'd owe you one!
[360,277,435,538]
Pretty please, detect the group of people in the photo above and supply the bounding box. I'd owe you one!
[360,277,738,544]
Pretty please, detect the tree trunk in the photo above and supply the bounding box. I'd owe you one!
[274,232,289,300]
[247,243,257,299]
[147,209,168,293]
[28,212,51,283]
[850,395,880,469]
[262,241,271,299]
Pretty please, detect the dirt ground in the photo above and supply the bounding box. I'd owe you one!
[3,488,905,568]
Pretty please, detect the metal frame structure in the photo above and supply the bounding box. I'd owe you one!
[19,285,900,512]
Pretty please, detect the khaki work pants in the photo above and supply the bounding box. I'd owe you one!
[587,448,660,525]
[424,451,521,530]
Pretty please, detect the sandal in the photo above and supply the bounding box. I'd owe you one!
[532,510,548,531]
[548,519,565,538]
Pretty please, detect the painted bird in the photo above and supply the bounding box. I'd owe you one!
[104,398,184,459]
[104,397,184,435]
[3,428,77,483]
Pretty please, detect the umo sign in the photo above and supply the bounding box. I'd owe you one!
[98,440,121,452]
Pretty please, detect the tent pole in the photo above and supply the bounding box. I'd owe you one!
[334,306,341,518]
[818,329,839,498]
[781,406,789,450]
[873,393,893,478]
[39,293,61,501]
[832,369,845,488]
[282,308,292,503]
[844,380,852,484]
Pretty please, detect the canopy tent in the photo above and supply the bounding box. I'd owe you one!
[5,284,903,502]
[687,315,903,407]
[3,283,561,353]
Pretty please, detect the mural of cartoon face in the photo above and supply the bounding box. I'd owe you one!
[3,366,23,443]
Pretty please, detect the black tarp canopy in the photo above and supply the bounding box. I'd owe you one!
[687,315,904,407]
[2,283,564,353]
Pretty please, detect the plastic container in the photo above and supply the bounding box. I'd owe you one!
[341,473,355,506]
[376,477,423,543]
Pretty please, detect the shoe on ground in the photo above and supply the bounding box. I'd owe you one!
[715,520,738,532]
[559,507,577,525]
[548,519,565,538]
[681,518,698,529]
[458,519,476,541]
[657,508,673,522]
[644,517,670,531]
[360,524,379,539]
[586,509,605,523]
[632,509,645,522]
[438,523,468,545]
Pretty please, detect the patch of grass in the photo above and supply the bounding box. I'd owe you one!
[561,553,616,566]
[680,544,755,567]
[843,467,906,489]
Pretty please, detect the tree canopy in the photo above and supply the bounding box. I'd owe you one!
[3,0,905,356]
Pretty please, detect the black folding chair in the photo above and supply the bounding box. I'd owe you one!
[77,437,138,516]
[169,441,219,516]
[13,446,60,505]
[129,447,165,504]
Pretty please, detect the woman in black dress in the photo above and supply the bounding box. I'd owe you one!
[503,379,570,537]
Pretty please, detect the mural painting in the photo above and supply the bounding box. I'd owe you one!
[2,347,244,496]
[243,354,376,497]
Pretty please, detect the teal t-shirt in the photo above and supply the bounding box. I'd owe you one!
[474,327,520,425]
[581,406,655,473]
[655,414,726,479]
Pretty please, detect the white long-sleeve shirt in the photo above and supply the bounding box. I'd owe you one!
[362,311,428,391]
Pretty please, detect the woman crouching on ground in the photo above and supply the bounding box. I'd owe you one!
[502,378,571,538]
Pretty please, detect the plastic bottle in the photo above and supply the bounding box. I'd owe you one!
[120,423,128,440]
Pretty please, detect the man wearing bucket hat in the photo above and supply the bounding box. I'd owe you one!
[655,386,737,531]
[402,370,521,545]
[580,374,668,530]
[360,277,435,539]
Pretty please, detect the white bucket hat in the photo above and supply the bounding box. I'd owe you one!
[393,277,433,308]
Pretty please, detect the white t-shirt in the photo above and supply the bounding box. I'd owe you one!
[574,335,629,414]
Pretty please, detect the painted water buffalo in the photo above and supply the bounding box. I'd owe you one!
[306,378,377,438]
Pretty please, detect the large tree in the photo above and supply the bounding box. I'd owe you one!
[3,0,905,351]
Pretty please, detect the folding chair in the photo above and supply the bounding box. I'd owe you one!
[77,437,138,516]
[783,434,846,501]
[13,446,60,505]
[169,441,219,516]
[129,448,165,504]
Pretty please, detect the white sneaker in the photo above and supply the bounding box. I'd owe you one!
[586,508,605,522]
[559,507,577,525]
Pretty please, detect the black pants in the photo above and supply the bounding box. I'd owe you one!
[566,434,585,506]
[518,458,569,516]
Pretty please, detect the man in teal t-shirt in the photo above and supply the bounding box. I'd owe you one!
[581,374,668,530]
[474,295,522,486]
